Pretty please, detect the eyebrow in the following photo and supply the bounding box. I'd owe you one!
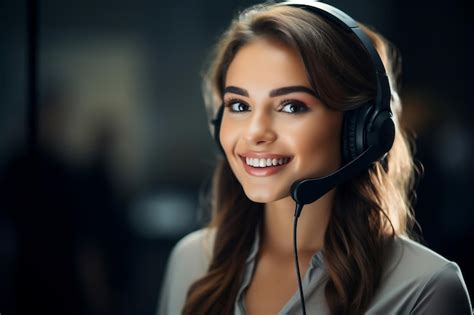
[224,85,319,98]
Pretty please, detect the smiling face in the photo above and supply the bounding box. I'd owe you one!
[220,37,344,203]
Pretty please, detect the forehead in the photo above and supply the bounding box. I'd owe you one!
[225,37,311,89]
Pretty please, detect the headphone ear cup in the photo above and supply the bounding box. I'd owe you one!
[341,104,373,164]
[342,109,358,164]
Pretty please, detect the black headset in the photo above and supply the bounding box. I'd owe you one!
[211,0,395,207]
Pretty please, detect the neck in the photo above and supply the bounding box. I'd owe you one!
[261,189,335,257]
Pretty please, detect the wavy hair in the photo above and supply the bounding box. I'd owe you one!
[182,3,417,315]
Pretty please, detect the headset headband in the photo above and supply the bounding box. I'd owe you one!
[276,0,391,115]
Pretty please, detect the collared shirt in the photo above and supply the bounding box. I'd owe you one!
[234,228,329,315]
[157,228,472,315]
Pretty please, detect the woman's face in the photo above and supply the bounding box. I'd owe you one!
[220,37,343,203]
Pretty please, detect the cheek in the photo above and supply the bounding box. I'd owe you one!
[219,117,241,161]
[219,119,249,187]
[291,115,343,173]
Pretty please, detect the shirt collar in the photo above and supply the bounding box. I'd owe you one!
[245,225,260,264]
[244,225,326,269]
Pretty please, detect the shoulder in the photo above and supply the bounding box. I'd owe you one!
[157,228,216,315]
[169,227,216,265]
[387,235,455,276]
[368,235,472,314]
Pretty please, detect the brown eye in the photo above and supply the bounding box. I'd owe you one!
[225,99,250,112]
[281,100,309,113]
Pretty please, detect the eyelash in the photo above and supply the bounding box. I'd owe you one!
[223,98,309,114]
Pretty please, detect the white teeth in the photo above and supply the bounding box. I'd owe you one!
[252,158,259,167]
[245,157,290,168]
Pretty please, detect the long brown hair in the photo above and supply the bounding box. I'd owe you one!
[183,3,417,315]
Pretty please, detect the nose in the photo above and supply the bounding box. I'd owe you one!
[244,108,277,146]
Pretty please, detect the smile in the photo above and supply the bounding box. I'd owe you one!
[239,154,292,177]
[245,157,290,168]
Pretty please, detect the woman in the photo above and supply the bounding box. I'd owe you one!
[158,2,472,314]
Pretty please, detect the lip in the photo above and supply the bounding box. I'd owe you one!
[238,152,292,177]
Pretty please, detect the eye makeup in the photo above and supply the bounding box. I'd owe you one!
[223,97,310,114]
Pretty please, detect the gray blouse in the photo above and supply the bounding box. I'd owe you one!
[157,228,472,315]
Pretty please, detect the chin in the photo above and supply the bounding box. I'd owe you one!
[242,186,289,203]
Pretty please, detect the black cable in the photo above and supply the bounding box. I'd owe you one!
[293,203,306,315]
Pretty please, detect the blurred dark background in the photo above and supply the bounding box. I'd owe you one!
[0,0,472,314]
